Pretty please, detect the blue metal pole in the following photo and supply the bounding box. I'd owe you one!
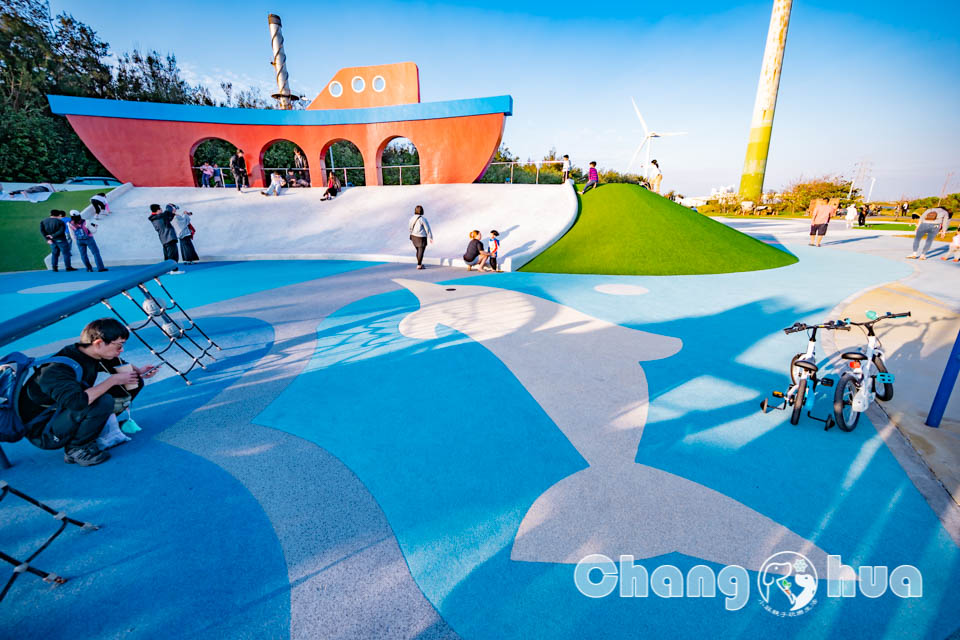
[927,326,960,428]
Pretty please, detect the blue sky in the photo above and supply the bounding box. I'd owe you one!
[51,1,959,199]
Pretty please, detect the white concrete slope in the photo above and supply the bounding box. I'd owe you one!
[82,183,578,271]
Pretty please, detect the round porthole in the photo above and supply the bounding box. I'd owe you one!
[352,76,365,93]
[372,75,386,92]
[328,81,343,98]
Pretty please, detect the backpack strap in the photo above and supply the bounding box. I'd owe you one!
[30,356,84,382]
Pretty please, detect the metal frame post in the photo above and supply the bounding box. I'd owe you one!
[926,326,960,428]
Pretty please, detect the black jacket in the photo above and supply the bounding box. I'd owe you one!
[18,344,141,424]
[40,217,68,242]
[229,154,247,175]
[148,211,177,244]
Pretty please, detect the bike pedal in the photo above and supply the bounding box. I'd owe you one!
[772,391,784,398]
[876,373,895,384]
[760,399,769,413]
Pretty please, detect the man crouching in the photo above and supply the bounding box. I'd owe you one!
[18,318,158,466]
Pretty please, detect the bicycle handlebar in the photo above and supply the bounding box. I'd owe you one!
[844,311,912,327]
[783,320,850,335]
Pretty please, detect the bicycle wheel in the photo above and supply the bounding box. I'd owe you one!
[834,373,861,432]
[873,356,893,402]
[789,354,805,385]
[790,378,806,425]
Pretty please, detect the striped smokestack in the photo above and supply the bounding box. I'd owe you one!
[268,14,299,109]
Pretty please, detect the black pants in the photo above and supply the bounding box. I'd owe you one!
[27,395,114,451]
[410,235,427,265]
[489,256,498,271]
[858,213,866,226]
[180,236,199,262]
[162,240,179,263]
[91,200,106,215]
[233,171,248,190]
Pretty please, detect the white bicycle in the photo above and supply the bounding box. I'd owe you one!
[762,319,849,427]
[833,311,910,431]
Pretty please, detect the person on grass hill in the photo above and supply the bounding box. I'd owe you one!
[408,205,433,269]
[808,199,835,247]
[647,159,663,194]
[581,162,600,194]
[908,206,949,260]
[41,209,76,272]
[18,318,159,467]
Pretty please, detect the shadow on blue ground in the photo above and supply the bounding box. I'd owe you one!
[0,316,292,638]
[255,246,959,639]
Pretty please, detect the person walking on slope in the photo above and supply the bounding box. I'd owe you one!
[148,204,183,273]
[90,193,110,219]
[69,211,107,272]
[907,207,948,260]
[647,159,663,194]
[408,205,433,270]
[581,162,600,194]
[229,150,249,191]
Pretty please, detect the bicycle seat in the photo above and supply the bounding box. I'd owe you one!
[794,360,818,372]
[841,352,867,361]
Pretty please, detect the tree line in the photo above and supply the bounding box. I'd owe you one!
[0,0,284,183]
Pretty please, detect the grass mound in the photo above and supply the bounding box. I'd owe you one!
[521,184,798,275]
[0,189,109,272]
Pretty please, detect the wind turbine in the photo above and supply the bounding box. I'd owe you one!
[627,97,687,176]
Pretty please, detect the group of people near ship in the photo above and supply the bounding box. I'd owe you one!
[408,205,501,272]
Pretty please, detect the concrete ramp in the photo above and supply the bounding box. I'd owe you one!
[81,184,578,271]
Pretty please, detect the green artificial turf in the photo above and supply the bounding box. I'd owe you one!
[520,184,798,275]
[0,189,110,272]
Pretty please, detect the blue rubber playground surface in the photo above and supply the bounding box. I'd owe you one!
[1,251,958,639]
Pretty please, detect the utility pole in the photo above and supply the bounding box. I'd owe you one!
[738,0,793,203]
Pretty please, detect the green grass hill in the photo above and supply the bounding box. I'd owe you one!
[521,184,798,275]
[0,189,109,272]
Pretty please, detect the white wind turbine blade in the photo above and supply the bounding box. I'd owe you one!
[626,138,649,172]
[630,97,649,138]
[656,131,688,137]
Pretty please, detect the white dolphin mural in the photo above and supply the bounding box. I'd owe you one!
[395,279,835,573]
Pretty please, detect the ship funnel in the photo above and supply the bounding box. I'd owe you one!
[268,14,300,109]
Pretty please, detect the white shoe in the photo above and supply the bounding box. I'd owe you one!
[168,269,185,275]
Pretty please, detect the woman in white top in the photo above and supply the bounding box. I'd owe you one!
[408,205,433,270]
[168,204,200,263]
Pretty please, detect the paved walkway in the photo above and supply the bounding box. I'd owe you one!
[1,222,958,638]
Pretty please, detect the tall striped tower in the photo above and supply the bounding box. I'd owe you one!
[738,0,793,202]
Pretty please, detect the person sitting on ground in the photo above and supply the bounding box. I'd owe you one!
[321,171,341,200]
[908,206,948,260]
[463,230,490,271]
[69,211,107,272]
[261,171,285,196]
[285,169,310,188]
[90,192,110,219]
[485,230,501,272]
[41,209,76,272]
[581,161,600,194]
[18,318,159,466]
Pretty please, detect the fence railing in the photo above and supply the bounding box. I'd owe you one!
[480,161,567,185]
[380,164,421,186]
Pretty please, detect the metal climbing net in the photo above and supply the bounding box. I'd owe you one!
[101,276,221,384]
[0,481,99,603]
